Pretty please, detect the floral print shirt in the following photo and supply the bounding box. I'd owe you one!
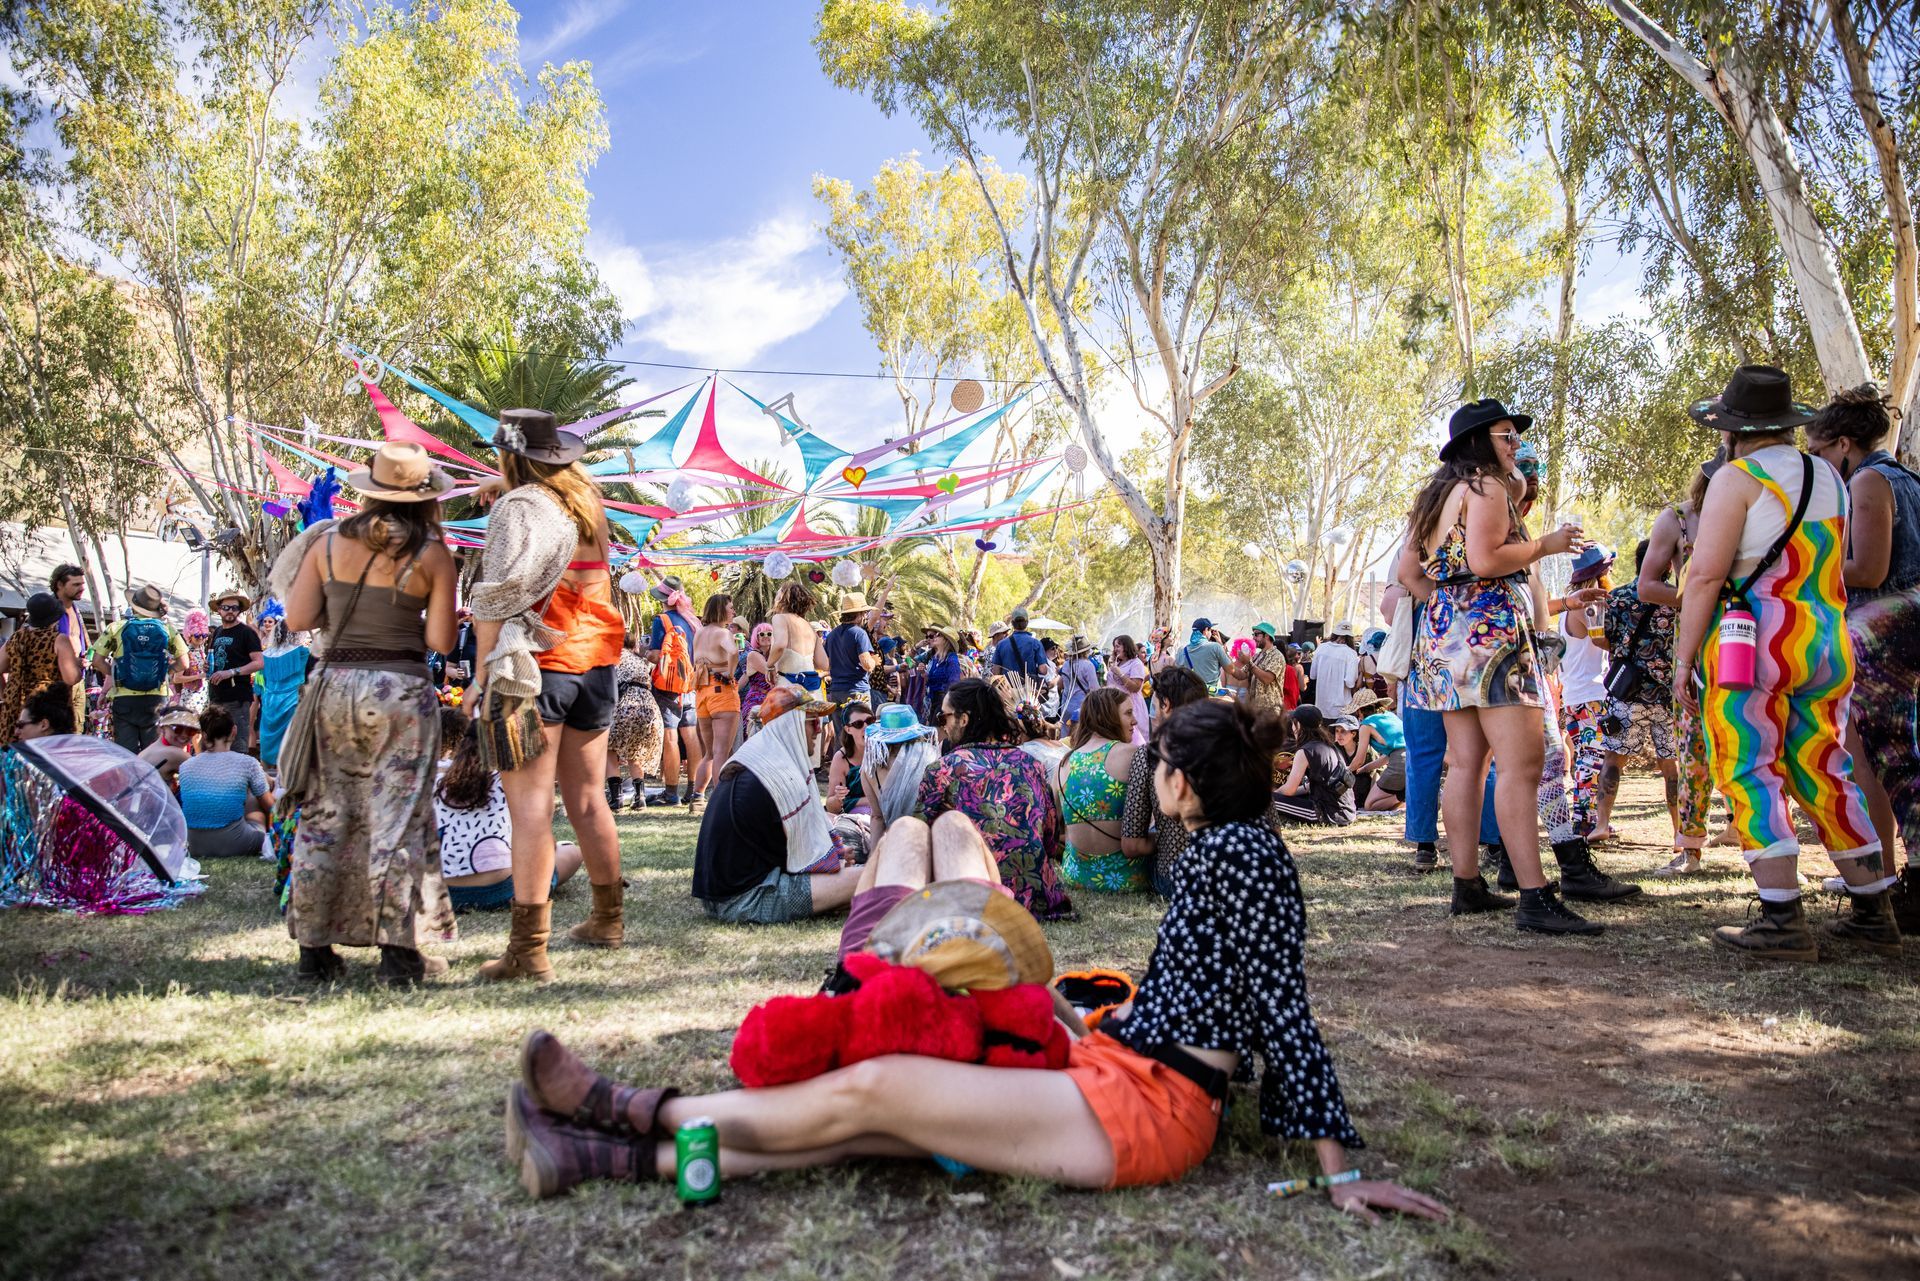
[1108,818,1362,1146]
[1602,584,1677,706]
[916,741,1074,920]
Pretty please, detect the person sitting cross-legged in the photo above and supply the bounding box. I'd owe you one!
[504,698,1448,1225]
[691,683,865,925]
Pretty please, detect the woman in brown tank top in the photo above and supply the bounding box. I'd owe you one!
[282,442,459,986]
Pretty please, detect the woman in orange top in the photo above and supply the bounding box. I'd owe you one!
[469,409,628,981]
[689,593,741,814]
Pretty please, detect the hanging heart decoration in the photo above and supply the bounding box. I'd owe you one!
[935,474,960,495]
[841,465,868,488]
[1064,443,1088,472]
[808,569,826,583]
[974,538,997,553]
[831,559,862,588]
[763,550,793,580]
[710,568,721,580]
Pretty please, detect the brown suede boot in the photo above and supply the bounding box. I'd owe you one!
[1822,889,1902,957]
[567,880,625,948]
[1713,896,1817,962]
[477,901,555,983]
[515,1029,677,1152]
[505,1084,660,1198]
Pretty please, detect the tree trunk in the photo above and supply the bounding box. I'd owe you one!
[1826,0,1919,458]
[1607,1,1872,394]
[1147,517,1181,640]
[56,486,106,633]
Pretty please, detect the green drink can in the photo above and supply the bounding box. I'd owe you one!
[675,1117,720,1205]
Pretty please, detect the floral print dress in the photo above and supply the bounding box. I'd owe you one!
[1406,521,1544,711]
[916,741,1075,920]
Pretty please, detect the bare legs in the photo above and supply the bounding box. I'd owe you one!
[1845,721,1900,873]
[1440,707,1548,889]
[649,1056,1113,1186]
[693,711,739,797]
[499,724,622,904]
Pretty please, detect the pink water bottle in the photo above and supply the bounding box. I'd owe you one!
[1717,603,1757,691]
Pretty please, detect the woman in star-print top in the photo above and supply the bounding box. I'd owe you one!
[500,699,1441,1220]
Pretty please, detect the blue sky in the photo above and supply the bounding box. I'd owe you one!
[523,0,961,454]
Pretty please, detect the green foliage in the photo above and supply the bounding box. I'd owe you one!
[3,0,621,583]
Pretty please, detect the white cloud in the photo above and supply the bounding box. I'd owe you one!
[593,214,847,367]
[589,34,708,86]
[587,232,657,320]
[523,0,628,62]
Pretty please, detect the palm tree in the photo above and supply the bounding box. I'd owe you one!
[715,460,795,624]
[835,505,960,635]
[427,330,634,423]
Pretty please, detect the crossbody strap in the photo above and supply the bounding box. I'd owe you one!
[1727,453,1815,606]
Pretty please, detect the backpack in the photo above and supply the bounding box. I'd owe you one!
[653,616,694,695]
[115,619,172,692]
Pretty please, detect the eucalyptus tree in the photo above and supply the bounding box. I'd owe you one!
[817,0,1332,632]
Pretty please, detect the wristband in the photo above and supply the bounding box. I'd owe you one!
[1267,1168,1361,1199]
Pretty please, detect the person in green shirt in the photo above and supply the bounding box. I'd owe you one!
[89,584,187,752]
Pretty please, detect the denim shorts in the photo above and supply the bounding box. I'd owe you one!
[652,686,694,730]
[447,872,558,912]
[701,865,815,925]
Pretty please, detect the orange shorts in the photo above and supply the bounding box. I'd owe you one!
[1064,1032,1220,1188]
[696,675,741,719]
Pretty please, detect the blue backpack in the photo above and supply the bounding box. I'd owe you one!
[115,619,171,692]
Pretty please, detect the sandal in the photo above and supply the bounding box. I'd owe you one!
[1651,852,1702,878]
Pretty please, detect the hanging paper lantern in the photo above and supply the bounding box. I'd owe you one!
[831,559,861,589]
[763,551,793,580]
[950,379,986,414]
[618,571,648,595]
[665,476,696,514]
[1064,443,1089,472]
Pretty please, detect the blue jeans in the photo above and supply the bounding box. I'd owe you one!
[1402,706,1446,844]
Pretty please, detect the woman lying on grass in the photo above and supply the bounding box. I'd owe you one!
[504,698,1446,1223]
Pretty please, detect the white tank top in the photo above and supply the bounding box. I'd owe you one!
[1730,444,1848,576]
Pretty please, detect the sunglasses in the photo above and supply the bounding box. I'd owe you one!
[934,709,959,724]
[847,718,874,730]
[1489,430,1523,444]
[15,717,36,730]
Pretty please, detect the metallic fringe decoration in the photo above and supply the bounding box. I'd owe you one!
[1,753,204,915]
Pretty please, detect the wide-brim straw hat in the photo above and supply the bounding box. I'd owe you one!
[493,407,587,464]
[1344,691,1388,718]
[863,880,1053,991]
[837,592,873,616]
[156,706,202,732]
[208,590,250,613]
[346,441,454,503]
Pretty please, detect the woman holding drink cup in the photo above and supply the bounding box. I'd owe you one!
[1398,399,1600,935]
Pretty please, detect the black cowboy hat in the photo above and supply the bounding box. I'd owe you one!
[1687,365,1815,433]
[494,407,587,465]
[1440,398,1532,461]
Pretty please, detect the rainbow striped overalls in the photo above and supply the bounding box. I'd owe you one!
[1699,453,1877,862]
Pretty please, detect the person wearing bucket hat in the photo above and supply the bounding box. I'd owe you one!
[503,696,1443,1223]
[1058,634,1100,726]
[1671,366,1891,959]
[274,436,461,985]
[1237,623,1289,713]
[1401,388,1599,934]
[86,584,188,753]
[137,703,203,788]
[0,592,85,749]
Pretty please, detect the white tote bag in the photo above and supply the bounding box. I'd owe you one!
[1376,595,1415,682]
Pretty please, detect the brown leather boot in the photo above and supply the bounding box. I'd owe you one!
[1713,896,1817,962]
[514,1029,678,1154]
[567,880,625,948]
[477,901,555,983]
[1822,888,1902,957]
[505,1084,660,1198]
[375,946,449,987]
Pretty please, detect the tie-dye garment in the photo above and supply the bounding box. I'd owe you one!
[1699,453,1877,861]
[1846,587,1920,859]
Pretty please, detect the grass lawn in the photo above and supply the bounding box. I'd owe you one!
[3,777,1916,1280]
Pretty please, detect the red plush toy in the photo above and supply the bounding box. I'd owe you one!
[729,953,1071,1088]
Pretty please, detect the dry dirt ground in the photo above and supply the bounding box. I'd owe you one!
[2,774,1916,1280]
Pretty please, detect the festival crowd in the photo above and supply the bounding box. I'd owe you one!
[1,365,1912,1211]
